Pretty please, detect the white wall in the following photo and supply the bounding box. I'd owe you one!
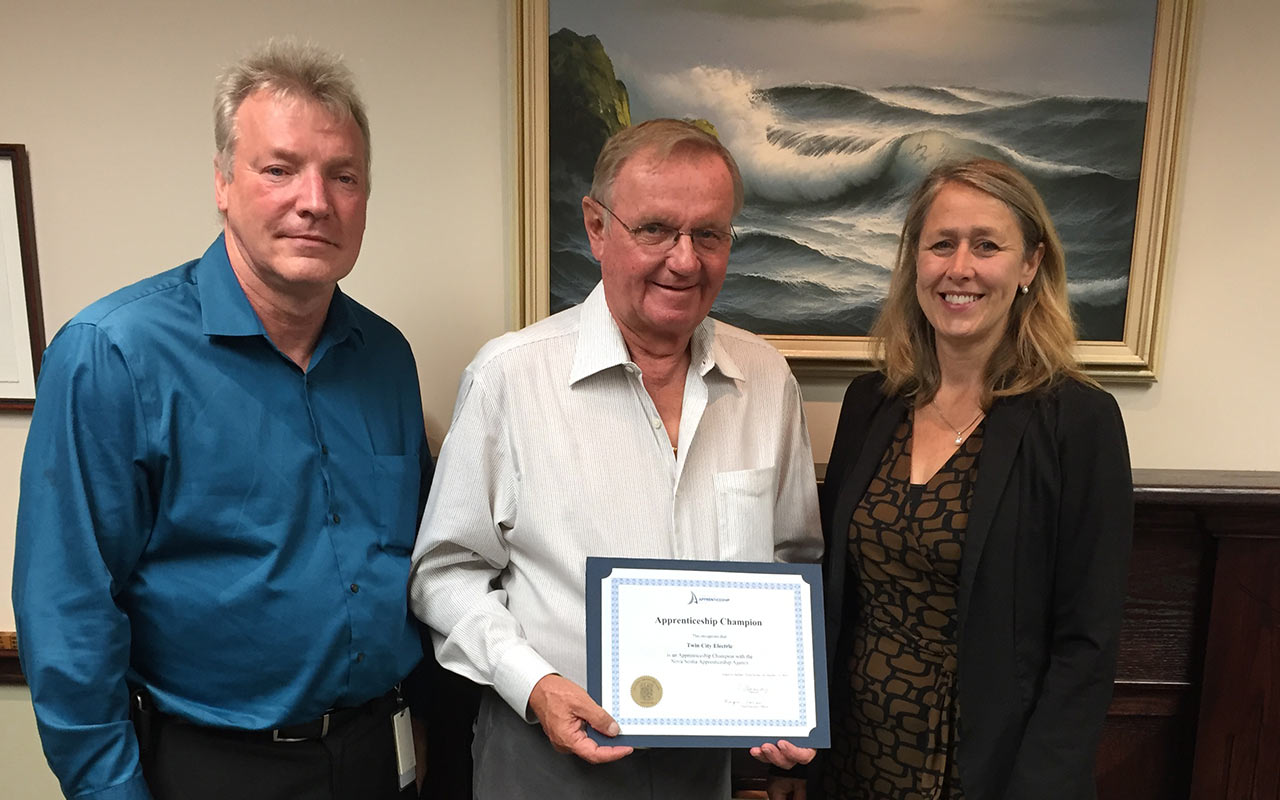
[1101,0,1280,470]
[0,0,515,635]
[0,685,60,797]
[0,0,1277,794]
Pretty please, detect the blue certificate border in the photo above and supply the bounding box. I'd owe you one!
[585,557,830,749]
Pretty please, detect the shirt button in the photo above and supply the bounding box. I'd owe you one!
[321,445,329,455]
[651,418,662,429]
[332,513,341,524]
[356,652,365,663]
[625,364,638,375]
[350,583,359,594]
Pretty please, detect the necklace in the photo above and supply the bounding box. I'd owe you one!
[931,403,984,445]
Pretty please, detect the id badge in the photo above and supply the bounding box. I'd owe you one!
[392,706,416,790]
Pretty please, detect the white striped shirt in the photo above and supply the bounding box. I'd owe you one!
[409,283,822,717]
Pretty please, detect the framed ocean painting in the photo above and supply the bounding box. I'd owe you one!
[516,0,1191,379]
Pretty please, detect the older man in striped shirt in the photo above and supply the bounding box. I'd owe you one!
[409,119,822,799]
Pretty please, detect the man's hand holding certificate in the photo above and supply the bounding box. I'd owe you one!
[586,558,830,749]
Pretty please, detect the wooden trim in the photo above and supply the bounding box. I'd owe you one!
[514,0,549,329]
[0,631,21,685]
[819,466,1280,501]
[1109,680,1193,717]
[1131,468,1280,508]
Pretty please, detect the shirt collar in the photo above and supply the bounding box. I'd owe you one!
[569,282,745,385]
[695,315,745,382]
[197,234,264,337]
[319,285,363,350]
[197,233,363,348]
[569,283,631,384]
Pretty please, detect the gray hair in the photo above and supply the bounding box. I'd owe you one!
[589,118,744,216]
[213,39,372,194]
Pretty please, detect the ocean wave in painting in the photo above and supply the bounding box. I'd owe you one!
[550,66,1145,340]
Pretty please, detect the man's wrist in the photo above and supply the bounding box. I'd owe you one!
[493,643,557,723]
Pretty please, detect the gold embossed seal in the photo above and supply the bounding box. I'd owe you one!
[630,676,663,708]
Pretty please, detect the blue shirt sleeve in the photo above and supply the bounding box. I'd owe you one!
[13,322,156,800]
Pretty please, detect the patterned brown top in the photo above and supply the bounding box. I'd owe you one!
[823,412,983,799]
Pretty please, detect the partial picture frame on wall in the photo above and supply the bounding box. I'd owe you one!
[1,144,45,410]
[516,0,1193,381]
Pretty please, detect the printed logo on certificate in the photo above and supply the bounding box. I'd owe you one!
[585,558,830,748]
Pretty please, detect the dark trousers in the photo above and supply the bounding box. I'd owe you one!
[401,629,481,798]
[410,648,480,800]
[140,694,414,800]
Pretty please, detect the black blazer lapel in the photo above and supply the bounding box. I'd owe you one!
[824,390,905,657]
[957,392,1035,628]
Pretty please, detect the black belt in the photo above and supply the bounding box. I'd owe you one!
[137,685,401,744]
[267,688,399,742]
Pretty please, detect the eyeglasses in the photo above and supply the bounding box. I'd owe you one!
[594,200,735,256]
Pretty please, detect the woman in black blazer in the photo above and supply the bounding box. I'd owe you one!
[779,159,1132,800]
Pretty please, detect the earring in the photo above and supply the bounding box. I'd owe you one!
[1019,285,1029,295]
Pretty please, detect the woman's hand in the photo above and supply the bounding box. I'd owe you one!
[749,739,816,769]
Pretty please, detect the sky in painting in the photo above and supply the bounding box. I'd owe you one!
[550,0,1159,103]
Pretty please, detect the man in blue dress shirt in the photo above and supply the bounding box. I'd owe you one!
[12,41,429,800]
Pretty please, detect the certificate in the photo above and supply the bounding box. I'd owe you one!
[585,557,829,748]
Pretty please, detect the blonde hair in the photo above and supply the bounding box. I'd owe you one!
[214,39,371,195]
[589,118,744,215]
[872,158,1094,406]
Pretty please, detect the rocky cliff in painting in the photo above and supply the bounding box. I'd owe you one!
[549,28,631,182]
[547,29,733,313]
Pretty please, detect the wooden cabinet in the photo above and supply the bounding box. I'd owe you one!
[1099,470,1280,800]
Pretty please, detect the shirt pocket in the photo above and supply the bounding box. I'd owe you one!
[373,453,421,553]
[713,466,777,562]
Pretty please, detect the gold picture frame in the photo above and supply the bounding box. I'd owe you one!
[516,0,1193,381]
